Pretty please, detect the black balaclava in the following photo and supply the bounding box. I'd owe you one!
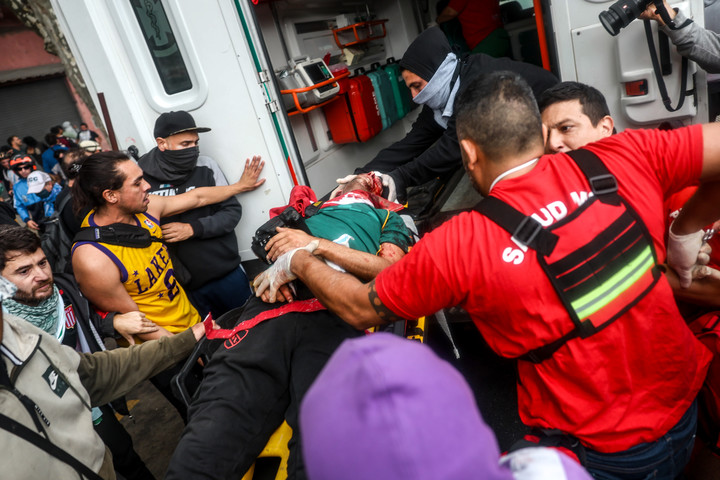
[139,146,199,185]
[399,27,452,82]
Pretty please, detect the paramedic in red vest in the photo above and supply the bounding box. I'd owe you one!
[336,27,557,203]
[539,81,720,308]
[256,71,720,478]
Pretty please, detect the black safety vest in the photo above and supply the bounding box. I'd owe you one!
[476,149,662,363]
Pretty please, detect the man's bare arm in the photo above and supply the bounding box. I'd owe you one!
[436,6,459,23]
[289,249,405,330]
[266,227,405,280]
[73,245,168,342]
[665,266,720,306]
[673,123,720,235]
[73,244,138,313]
[147,156,265,219]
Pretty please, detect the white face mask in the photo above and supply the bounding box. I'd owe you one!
[412,53,460,128]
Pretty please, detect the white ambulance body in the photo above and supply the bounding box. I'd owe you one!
[49,0,710,259]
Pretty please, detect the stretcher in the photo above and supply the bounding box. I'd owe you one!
[171,305,433,479]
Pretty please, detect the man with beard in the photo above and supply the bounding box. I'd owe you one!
[0,224,165,479]
[138,111,251,318]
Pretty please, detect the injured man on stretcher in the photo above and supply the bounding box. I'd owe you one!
[166,173,413,480]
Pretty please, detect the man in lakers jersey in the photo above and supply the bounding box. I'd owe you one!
[71,151,264,342]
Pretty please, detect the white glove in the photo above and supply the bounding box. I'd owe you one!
[372,171,397,202]
[667,222,705,288]
[253,240,319,302]
[330,174,357,198]
[697,242,712,266]
[692,264,720,281]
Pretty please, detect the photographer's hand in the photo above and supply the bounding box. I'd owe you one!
[639,0,676,26]
[266,227,320,262]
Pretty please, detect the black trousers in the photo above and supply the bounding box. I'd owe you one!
[166,298,362,480]
[94,404,154,480]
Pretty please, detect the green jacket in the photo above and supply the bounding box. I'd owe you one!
[0,312,197,479]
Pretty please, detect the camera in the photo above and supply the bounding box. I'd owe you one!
[251,206,312,264]
[599,0,654,36]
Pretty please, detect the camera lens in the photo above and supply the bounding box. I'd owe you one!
[599,9,623,36]
[599,0,651,36]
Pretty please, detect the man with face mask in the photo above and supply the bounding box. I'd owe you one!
[138,111,251,319]
[339,27,558,203]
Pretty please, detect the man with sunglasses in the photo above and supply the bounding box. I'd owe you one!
[10,155,52,231]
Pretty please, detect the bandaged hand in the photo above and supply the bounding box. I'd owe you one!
[372,171,397,202]
[667,223,705,288]
[253,240,319,302]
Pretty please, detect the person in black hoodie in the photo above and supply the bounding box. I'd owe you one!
[138,111,252,319]
[338,26,558,203]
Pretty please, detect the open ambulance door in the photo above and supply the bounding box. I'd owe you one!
[539,0,708,130]
[50,0,304,260]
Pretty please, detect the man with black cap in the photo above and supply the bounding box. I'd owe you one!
[139,111,251,319]
[336,26,558,203]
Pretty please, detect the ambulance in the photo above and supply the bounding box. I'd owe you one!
[49,0,710,260]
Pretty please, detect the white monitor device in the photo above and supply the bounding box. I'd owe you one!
[294,58,339,104]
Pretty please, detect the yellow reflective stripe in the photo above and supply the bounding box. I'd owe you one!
[571,246,654,320]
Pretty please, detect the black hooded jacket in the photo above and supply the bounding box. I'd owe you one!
[139,148,242,290]
[358,27,558,199]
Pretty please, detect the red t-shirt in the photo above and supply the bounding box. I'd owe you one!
[376,126,712,452]
[448,0,503,49]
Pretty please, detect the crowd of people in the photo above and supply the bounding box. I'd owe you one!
[0,122,103,230]
[3,3,720,479]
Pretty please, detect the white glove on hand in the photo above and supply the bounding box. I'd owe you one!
[330,174,358,198]
[692,264,720,281]
[253,240,319,302]
[372,171,397,203]
[697,242,712,266]
[667,223,705,288]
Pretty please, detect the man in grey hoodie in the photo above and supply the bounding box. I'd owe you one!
[138,111,253,319]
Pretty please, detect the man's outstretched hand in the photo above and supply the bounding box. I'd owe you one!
[235,155,266,192]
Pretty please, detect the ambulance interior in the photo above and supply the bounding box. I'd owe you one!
[247,0,542,199]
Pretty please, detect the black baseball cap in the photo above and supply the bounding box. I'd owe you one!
[153,111,211,139]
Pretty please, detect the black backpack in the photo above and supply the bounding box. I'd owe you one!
[40,192,74,274]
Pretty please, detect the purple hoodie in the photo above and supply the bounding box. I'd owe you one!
[300,332,592,480]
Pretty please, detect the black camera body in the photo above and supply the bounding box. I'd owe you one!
[599,0,655,36]
[251,206,312,264]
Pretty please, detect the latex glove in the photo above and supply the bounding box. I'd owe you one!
[372,171,397,202]
[667,223,705,288]
[253,240,319,302]
[330,174,357,198]
[696,242,712,266]
[692,264,720,281]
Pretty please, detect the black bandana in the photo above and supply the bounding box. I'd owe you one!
[139,146,199,184]
[399,27,452,82]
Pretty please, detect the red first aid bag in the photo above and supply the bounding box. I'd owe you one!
[324,74,382,144]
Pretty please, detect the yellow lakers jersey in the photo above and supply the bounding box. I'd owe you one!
[76,211,200,334]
